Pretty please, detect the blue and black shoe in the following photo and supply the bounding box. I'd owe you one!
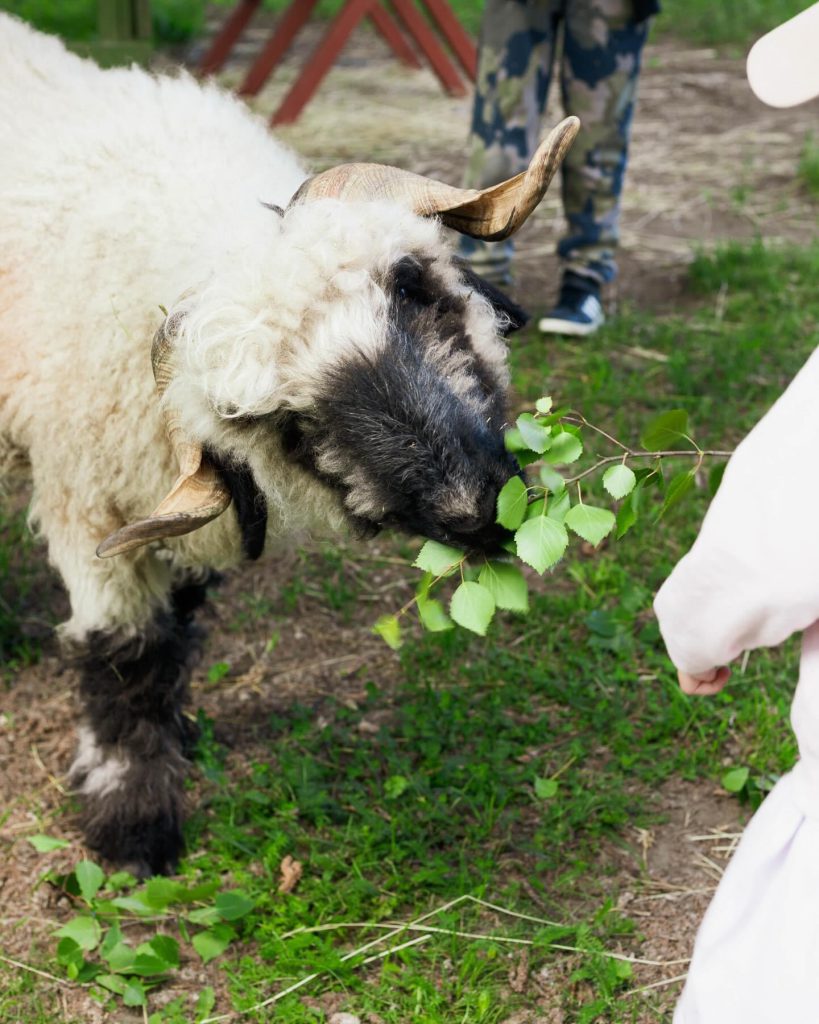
[538,271,605,337]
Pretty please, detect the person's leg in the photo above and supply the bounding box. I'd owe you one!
[461,0,560,283]
[559,0,650,284]
[540,0,650,334]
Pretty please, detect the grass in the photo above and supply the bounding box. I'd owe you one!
[2,238,815,1022]
[799,133,819,200]
[659,0,807,47]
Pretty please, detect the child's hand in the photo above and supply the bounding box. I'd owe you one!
[677,666,731,696]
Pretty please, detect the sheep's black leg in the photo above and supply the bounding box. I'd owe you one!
[69,579,212,877]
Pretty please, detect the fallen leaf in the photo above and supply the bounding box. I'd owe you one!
[278,855,303,894]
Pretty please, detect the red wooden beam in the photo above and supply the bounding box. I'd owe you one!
[199,0,261,77]
[239,0,320,97]
[420,0,476,80]
[370,3,422,69]
[272,0,379,125]
[389,0,466,96]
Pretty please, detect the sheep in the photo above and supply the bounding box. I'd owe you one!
[0,14,578,876]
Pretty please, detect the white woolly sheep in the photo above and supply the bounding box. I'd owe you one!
[0,14,577,875]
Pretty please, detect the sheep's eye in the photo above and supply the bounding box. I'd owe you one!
[393,258,433,307]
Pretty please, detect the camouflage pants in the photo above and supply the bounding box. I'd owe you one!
[462,0,650,284]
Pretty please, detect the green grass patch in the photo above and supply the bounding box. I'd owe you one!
[799,133,819,200]
[659,0,806,46]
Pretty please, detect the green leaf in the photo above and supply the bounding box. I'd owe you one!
[104,941,136,973]
[75,961,102,984]
[75,861,105,904]
[539,406,571,427]
[207,661,230,683]
[129,953,172,977]
[641,409,690,451]
[545,431,583,465]
[143,877,182,910]
[413,540,464,577]
[603,464,636,500]
[539,464,566,493]
[514,450,542,468]
[515,516,569,574]
[215,891,255,922]
[187,907,222,926]
[55,916,101,953]
[615,485,641,539]
[192,924,234,964]
[615,959,633,981]
[495,475,529,530]
[27,834,70,853]
[416,593,454,632]
[110,895,154,916]
[534,777,558,799]
[524,498,545,520]
[384,775,409,800]
[123,979,147,1008]
[96,973,128,996]
[659,470,696,518]
[175,881,220,903]
[503,427,529,453]
[99,921,123,960]
[564,504,616,546]
[535,396,553,415]
[373,614,402,651]
[449,581,496,636]
[104,871,137,892]
[147,935,180,968]
[546,489,571,523]
[722,766,749,793]
[478,561,528,612]
[196,987,217,1022]
[56,937,83,969]
[515,413,552,454]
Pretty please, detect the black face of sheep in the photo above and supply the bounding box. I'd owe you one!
[278,256,526,554]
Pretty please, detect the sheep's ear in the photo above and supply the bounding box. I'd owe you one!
[96,316,233,558]
[457,262,529,336]
[96,454,232,558]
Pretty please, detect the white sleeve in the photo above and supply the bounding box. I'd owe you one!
[654,346,819,676]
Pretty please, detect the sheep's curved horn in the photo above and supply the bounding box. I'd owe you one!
[289,116,580,241]
[96,320,232,559]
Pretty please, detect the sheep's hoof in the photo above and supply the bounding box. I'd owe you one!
[82,806,185,878]
[80,794,185,876]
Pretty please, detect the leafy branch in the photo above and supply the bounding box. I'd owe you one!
[28,844,255,1020]
[374,401,733,646]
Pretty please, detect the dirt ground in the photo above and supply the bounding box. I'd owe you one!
[3,14,819,1022]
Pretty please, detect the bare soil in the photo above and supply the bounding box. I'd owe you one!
[3,16,817,1021]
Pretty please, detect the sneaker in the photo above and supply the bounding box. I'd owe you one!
[538,272,605,337]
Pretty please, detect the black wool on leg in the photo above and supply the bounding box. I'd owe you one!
[70,581,211,877]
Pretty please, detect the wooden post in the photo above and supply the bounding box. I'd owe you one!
[370,4,422,69]
[239,0,320,97]
[271,0,379,125]
[200,0,262,77]
[389,0,466,96]
[421,0,476,80]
